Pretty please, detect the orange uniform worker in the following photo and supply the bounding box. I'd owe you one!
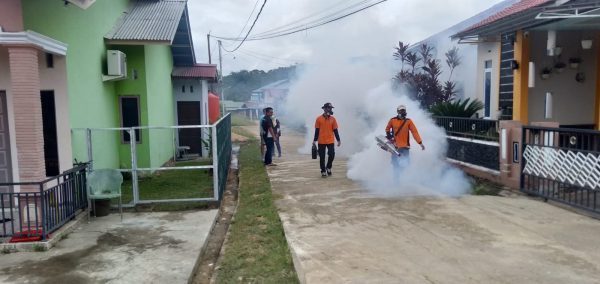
[385,105,425,174]
[313,102,341,177]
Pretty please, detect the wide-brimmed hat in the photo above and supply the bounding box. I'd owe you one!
[321,102,334,109]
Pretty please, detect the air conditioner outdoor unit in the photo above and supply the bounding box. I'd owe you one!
[107,50,127,77]
[65,0,97,10]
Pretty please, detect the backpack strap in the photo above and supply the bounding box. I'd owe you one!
[394,118,410,138]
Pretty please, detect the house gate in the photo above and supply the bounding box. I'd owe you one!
[521,126,600,214]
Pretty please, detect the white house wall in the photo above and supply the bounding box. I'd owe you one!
[528,30,598,126]
[476,42,501,119]
[173,78,209,157]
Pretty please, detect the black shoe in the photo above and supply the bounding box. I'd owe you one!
[326,168,332,176]
[321,171,327,177]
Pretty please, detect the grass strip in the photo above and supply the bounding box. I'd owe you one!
[120,160,213,204]
[216,140,298,283]
[231,114,256,126]
[232,126,257,140]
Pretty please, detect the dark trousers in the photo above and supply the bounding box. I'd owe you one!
[272,135,282,158]
[264,137,274,165]
[318,144,335,172]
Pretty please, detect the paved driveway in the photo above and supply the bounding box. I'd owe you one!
[267,129,600,284]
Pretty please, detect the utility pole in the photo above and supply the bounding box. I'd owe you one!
[207,34,212,64]
[218,40,223,83]
[218,40,225,114]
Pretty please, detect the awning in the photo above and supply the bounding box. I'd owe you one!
[172,64,218,81]
[453,0,600,40]
[105,0,187,45]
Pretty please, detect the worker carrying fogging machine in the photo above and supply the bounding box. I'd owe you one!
[376,105,425,182]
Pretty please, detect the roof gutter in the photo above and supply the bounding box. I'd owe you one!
[0,30,68,55]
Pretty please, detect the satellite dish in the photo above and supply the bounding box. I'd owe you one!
[65,0,96,10]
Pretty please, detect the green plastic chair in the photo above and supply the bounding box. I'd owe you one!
[87,169,123,221]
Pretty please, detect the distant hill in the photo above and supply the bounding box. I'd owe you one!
[221,65,297,102]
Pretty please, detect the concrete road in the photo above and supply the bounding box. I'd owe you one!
[0,211,217,284]
[265,128,600,284]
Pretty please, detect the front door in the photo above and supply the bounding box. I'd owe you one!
[484,60,492,118]
[177,101,202,154]
[0,91,13,200]
[41,91,59,176]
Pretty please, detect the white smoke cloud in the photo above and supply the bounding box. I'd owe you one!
[284,55,471,197]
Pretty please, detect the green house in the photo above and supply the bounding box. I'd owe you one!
[20,0,212,170]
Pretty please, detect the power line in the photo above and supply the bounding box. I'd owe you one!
[234,0,261,40]
[237,49,297,65]
[248,0,388,41]
[250,0,358,37]
[240,48,302,63]
[213,0,387,42]
[221,0,268,52]
[251,0,374,38]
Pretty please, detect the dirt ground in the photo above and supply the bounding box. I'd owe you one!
[265,128,600,284]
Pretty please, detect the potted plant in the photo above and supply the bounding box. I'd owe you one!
[541,67,552,79]
[569,57,581,69]
[554,62,566,73]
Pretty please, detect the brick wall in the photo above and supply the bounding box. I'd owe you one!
[8,46,46,189]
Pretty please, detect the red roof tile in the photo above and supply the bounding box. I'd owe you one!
[462,0,551,34]
[172,64,218,79]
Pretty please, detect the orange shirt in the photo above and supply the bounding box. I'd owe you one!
[385,117,422,149]
[315,115,338,144]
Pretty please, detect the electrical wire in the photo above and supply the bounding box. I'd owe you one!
[212,0,372,41]
[234,0,261,40]
[247,0,387,41]
[249,0,359,37]
[221,0,268,52]
[237,49,297,65]
[212,0,387,42]
[240,48,302,63]
[250,0,374,38]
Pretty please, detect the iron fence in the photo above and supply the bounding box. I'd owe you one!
[228,108,262,120]
[521,126,600,214]
[71,114,232,205]
[214,114,232,200]
[433,116,499,141]
[0,163,88,240]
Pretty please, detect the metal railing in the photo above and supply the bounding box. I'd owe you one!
[433,116,499,142]
[0,163,88,240]
[521,126,600,214]
[72,114,232,205]
[228,108,262,120]
[214,114,232,200]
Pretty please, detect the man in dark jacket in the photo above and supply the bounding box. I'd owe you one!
[262,107,278,166]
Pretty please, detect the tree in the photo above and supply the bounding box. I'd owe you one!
[393,42,462,108]
[393,41,410,69]
[220,65,297,102]
[429,98,484,118]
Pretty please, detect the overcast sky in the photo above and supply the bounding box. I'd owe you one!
[187,0,506,75]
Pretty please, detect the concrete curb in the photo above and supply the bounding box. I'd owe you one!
[1,209,88,253]
[209,171,242,283]
[187,203,221,284]
[276,206,307,284]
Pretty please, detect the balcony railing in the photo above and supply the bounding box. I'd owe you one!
[433,116,499,142]
[0,163,88,241]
